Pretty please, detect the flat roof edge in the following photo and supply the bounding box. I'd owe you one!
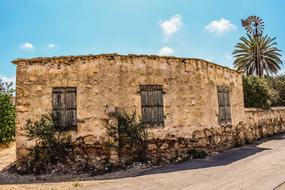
[11,53,241,74]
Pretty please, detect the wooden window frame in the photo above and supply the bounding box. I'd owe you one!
[52,87,77,131]
[217,86,232,125]
[140,85,164,128]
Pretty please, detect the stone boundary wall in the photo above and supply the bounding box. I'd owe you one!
[145,107,285,163]
[245,107,285,126]
[70,107,285,170]
[17,107,285,173]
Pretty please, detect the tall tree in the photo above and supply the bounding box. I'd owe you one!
[233,16,282,77]
[233,34,282,76]
[0,80,15,144]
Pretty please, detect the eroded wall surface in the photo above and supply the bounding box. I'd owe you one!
[146,107,285,162]
[14,54,244,160]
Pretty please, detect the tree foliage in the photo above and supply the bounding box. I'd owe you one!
[266,74,285,106]
[0,80,15,144]
[24,110,149,174]
[243,76,273,109]
[242,75,285,109]
[25,113,73,174]
[233,34,282,77]
[105,109,148,164]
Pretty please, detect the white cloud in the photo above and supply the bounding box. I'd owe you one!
[158,47,175,56]
[0,75,16,84]
[224,53,233,61]
[20,42,34,50]
[159,14,183,40]
[47,43,57,49]
[205,18,236,34]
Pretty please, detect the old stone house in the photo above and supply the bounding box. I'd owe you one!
[12,54,285,168]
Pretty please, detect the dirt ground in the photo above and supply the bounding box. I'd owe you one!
[1,135,285,190]
[0,142,16,171]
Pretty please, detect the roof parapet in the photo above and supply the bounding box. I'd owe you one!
[11,53,241,74]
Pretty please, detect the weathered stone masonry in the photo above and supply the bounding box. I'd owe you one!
[12,54,285,168]
[145,107,285,163]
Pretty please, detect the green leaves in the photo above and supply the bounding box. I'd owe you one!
[266,75,285,106]
[0,80,15,144]
[243,76,272,109]
[243,75,285,109]
[105,109,148,163]
[233,34,282,77]
[24,113,73,174]
[25,113,57,143]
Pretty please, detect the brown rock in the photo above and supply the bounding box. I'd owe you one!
[192,130,206,139]
[160,143,169,150]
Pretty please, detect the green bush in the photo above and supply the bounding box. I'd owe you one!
[243,76,273,109]
[25,113,73,174]
[266,75,285,106]
[0,80,15,144]
[243,75,285,109]
[188,149,208,159]
[105,109,148,164]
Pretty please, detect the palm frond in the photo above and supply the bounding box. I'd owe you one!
[233,34,282,77]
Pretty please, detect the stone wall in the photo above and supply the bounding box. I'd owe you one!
[12,54,244,161]
[245,107,285,138]
[18,107,285,173]
[145,107,285,163]
[12,54,285,172]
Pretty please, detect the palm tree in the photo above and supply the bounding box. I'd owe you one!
[233,33,282,77]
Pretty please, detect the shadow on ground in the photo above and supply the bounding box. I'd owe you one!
[0,134,284,185]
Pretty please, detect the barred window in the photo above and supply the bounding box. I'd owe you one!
[140,85,164,127]
[52,87,77,131]
[217,86,231,124]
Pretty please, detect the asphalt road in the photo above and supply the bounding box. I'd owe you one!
[80,134,285,190]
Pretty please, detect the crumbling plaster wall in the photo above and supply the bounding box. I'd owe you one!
[13,54,244,158]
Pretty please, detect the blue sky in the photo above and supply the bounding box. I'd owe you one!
[0,0,285,84]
